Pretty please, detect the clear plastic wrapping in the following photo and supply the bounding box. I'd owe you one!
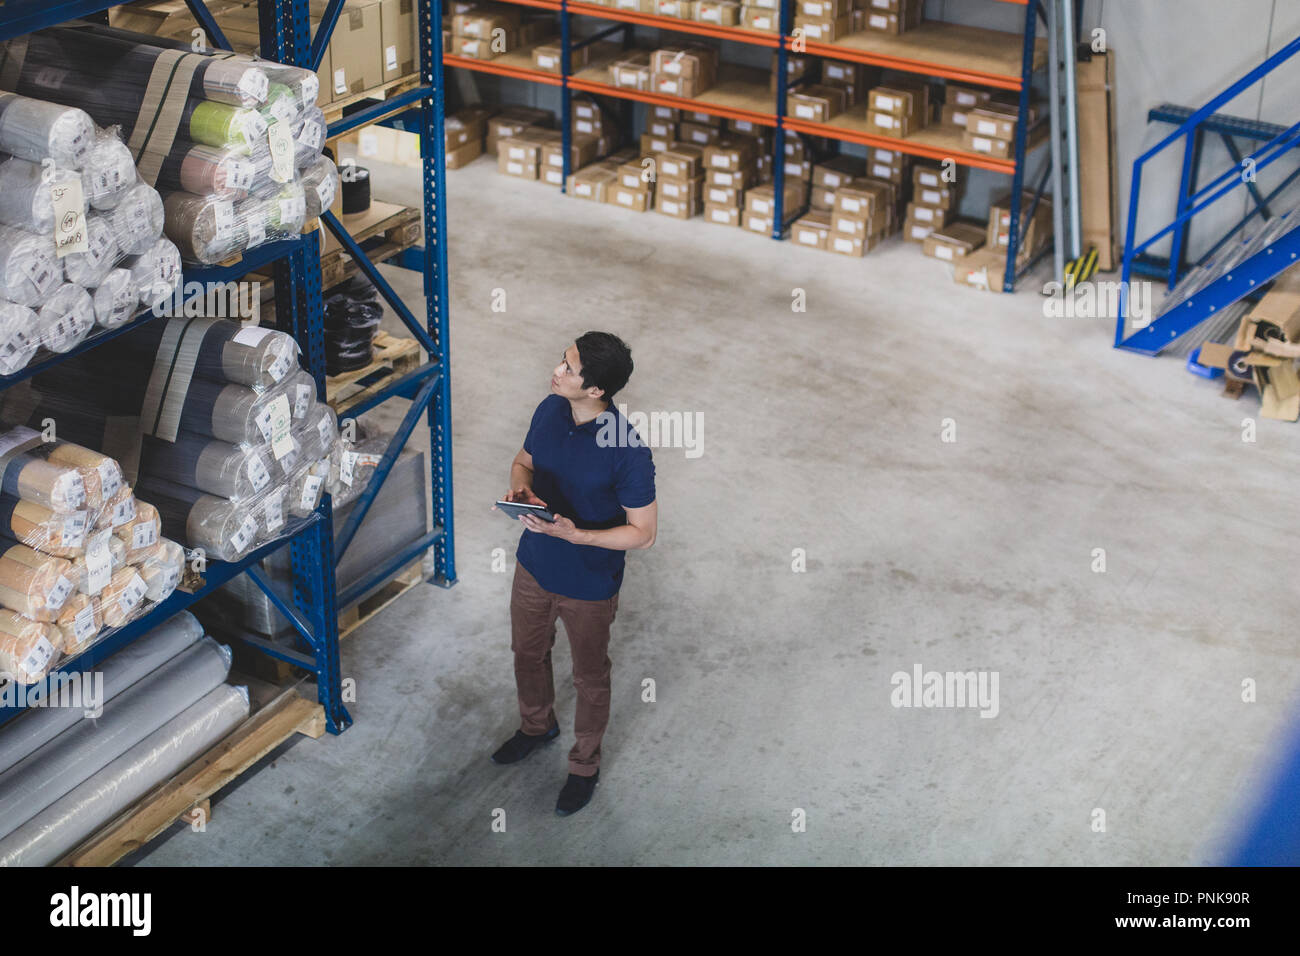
[135,475,261,563]
[36,284,95,354]
[0,609,61,684]
[0,304,39,374]
[79,129,137,211]
[0,223,61,307]
[0,541,74,622]
[300,154,338,220]
[0,157,86,233]
[0,92,95,169]
[141,431,274,502]
[106,182,165,257]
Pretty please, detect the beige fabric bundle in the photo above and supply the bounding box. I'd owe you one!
[68,535,128,596]
[94,487,137,532]
[0,499,88,558]
[99,567,148,629]
[137,539,183,602]
[45,442,124,512]
[0,610,62,684]
[0,544,74,622]
[114,500,160,563]
[3,453,86,513]
[55,593,101,650]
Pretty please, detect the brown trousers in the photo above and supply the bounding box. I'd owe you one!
[510,563,619,777]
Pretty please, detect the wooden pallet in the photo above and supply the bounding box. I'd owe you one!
[339,560,424,640]
[323,74,424,128]
[325,330,422,415]
[57,680,325,867]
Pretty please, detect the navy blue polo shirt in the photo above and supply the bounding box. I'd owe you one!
[516,394,655,600]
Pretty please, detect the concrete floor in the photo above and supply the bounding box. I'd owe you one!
[138,155,1300,866]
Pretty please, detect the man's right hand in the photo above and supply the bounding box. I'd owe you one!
[504,487,547,507]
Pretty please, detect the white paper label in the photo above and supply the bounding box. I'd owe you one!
[117,571,147,616]
[506,161,523,175]
[877,95,898,113]
[267,394,294,460]
[869,13,887,27]
[246,452,271,493]
[386,44,399,72]
[617,192,633,207]
[297,119,323,153]
[242,110,268,146]
[268,349,292,382]
[575,183,592,197]
[872,163,892,179]
[59,510,88,550]
[972,136,993,152]
[86,530,112,594]
[111,496,136,528]
[268,120,295,183]
[24,255,55,293]
[315,175,335,211]
[976,119,999,136]
[340,450,357,487]
[538,54,556,69]
[935,245,954,260]
[21,637,54,678]
[263,489,284,534]
[228,159,256,193]
[752,199,771,215]
[334,68,347,95]
[246,215,266,247]
[798,230,819,245]
[795,104,815,119]
[294,383,313,419]
[231,514,258,553]
[279,445,299,473]
[46,574,73,611]
[239,70,269,103]
[711,210,730,223]
[279,195,306,224]
[833,237,853,252]
[132,521,158,550]
[233,325,274,347]
[915,207,934,222]
[213,200,236,240]
[836,217,856,232]
[73,603,96,643]
[51,179,88,258]
[300,474,324,510]
[921,189,941,204]
[316,415,333,448]
[255,406,274,441]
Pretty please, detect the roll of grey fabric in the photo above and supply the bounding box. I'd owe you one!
[89,268,138,329]
[62,214,119,287]
[0,610,202,775]
[140,431,274,501]
[0,636,230,840]
[0,92,95,169]
[0,683,248,867]
[0,223,61,306]
[36,284,94,354]
[106,183,164,256]
[80,132,136,211]
[0,157,86,233]
[133,476,261,562]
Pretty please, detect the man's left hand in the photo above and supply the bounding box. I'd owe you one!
[519,512,579,541]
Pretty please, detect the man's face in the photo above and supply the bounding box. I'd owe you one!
[551,343,600,401]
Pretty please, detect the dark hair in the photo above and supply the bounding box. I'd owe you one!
[575,331,633,402]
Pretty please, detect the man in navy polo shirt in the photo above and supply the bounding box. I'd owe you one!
[491,331,657,817]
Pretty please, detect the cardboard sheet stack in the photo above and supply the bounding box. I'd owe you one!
[0,25,338,265]
[0,90,182,376]
[0,426,184,686]
[0,611,249,866]
[6,319,347,567]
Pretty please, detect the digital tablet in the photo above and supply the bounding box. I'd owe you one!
[495,500,556,523]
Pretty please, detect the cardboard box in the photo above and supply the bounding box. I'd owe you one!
[331,0,384,97]
[678,121,722,146]
[785,159,813,181]
[941,104,969,128]
[695,0,741,24]
[912,164,946,190]
[446,138,482,169]
[656,0,696,16]
[903,216,933,243]
[864,10,901,32]
[809,184,835,210]
[792,210,832,249]
[741,6,779,31]
[707,166,757,189]
[542,133,601,172]
[794,13,853,42]
[651,46,718,84]
[967,105,1017,142]
[830,207,880,239]
[962,131,1011,158]
[658,176,703,202]
[610,0,655,10]
[868,109,917,137]
[640,132,674,154]
[704,140,757,172]
[922,222,985,261]
[608,185,652,211]
[568,164,618,201]
[379,0,415,81]
[657,144,705,180]
[498,138,541,179]
[771,53,815,92]
[705,183,744,207]
[788,85,847,123]
[987,191,1053,252]
[452,7,522,38]
[812,156,865,190]
[868,85,925,120]
[828,232,879,257]
[800,0,852,17]
[655,191,701,219]
[651,72,706,98]
[704,202,741,226]
[906,201,950,227]
[946,84,991,110]
[746,181,806,217]
[822,60,866,86]
[618,160,653,190]
[743,211,771,234]
[952,249,1007,292]
[833,180,889,222]
[445,107,493,151]
[486,107,553,155]
[916,185,956,210]
[1077,50,1118,271]
[533,42,590,72]
[611,53,652,90]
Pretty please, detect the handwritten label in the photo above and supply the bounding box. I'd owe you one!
[52,178,88,257]
[85,530,112,594]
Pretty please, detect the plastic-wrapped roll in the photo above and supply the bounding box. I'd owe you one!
[0,302,40,374]
[135,476,260,562]
[114,500,161,562]
[208,323,298,390]
[0,542,74,621]
[159,143,256,200]
[163,190,243,264]
[267,432,303,483]
[89,269,138,329]
[254,484,288,543]
[0,451,86,514]
[295,404,339,463]
[99,565,148,627]
[138,538,183,602]
[107,183,165,257]
[141,431,274,502]
[36,284,95,354]
[0,635,232,842]
[248,58,320,112]
[301,155,338,220]
[0,682,249,868]
[0,158,86,233]
[92,486,137,533]
[0,224,61,307]
[293,106,325,168]
[0,495,88,557]
[45,442,123,501]
[265,180,307,236]
[0,609,61,684]
[62,214,119,287]
[0,92,95,169]
[177,378,283,445]
[187,100,265,152]
[55,592,101,651]
[68,535,129,597]
[79,131,137,211]
[261,82,303,129]
[0,611,203,775]
[122,236,181,309]
[289,459,326,518]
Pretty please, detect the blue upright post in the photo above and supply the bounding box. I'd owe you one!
[772,0,792,239]
[561,0,572,192]
[1003,0,1039,292]
[1167,128,1203,288]
[423,0,457,586]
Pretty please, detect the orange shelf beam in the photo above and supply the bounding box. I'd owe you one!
[790,38,1023,91]
[565,3,780,48]
[443,54,564,86]
[782,116,1016,173]
[567,77,777,127]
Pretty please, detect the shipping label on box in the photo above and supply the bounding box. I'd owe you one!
[793,211,831,248]
[906,201,950,226]
[609,185,652,210]
[706,184,744,206]
[695,0,740,24]
[962,131,1011,158]
[903,216,934,242]
[655,191,701,219]
[704,202,741,226]
[941,104,969,128]
[379,0,415,81]
[659,176,703,201]
[743,211,771,233]
[968,106,1016,141]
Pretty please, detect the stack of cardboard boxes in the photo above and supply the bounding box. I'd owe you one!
[741,0,782,32]
[937,84,992,132]
[702,122,769,227]
[952,189,1052,291]
[445,106,496,168]
[867,80,929,139]
[790,156,894,257]
[495,99,618,184]
[794,0,856,43]
[649,46,719,99]
[861,0,924,34]
[444,2,554,62]
[912,165,985,262]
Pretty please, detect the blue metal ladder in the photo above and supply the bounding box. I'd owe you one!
[1117,34,1300,354]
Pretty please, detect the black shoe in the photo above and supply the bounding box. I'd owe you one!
[555,771,599,816]
[490,723,559,764]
